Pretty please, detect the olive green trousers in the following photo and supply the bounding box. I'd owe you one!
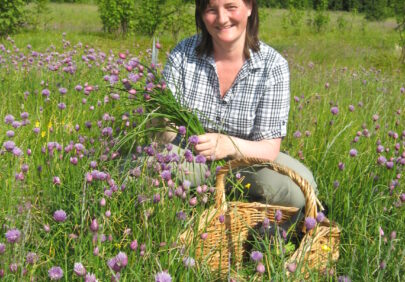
[173,145,317,210]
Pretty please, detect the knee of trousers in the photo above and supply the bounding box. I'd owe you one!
[243,168,306,210]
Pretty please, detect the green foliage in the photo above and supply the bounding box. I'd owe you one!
[134,0,166,36]
[392,0,405,62]
[26,0,51,30]
[312,0,330,32]
[0,0,27,37]
[98,0,134,34]
[282,7,305,35]
[364,0,389,21]
[155,2,195,41]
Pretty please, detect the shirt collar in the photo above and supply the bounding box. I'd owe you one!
[199,44,264,71]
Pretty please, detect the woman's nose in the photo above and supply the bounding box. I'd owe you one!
[217,8,229,25]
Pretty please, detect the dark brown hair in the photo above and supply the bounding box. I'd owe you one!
[195,0,260,59]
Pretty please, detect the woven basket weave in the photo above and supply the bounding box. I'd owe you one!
[179,158,340,277]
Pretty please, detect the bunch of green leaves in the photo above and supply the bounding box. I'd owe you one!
[0,0,27,37]
[155,2,195,41]
[98,0,134,33]
[392,0,405,62]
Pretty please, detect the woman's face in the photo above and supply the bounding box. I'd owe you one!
[202,0,252,49]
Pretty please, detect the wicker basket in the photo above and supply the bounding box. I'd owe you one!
[179,158,340,278]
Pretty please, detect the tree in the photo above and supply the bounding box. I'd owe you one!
[364,0,389,21]
[0,0,26,37]
[392,0,405,62]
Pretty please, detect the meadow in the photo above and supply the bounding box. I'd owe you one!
[0,3,404,281]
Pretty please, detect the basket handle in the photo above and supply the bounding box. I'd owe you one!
[215,157,322,226]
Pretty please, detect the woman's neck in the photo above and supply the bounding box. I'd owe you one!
[212,41,246,63]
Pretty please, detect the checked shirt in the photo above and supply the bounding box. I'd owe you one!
[163,35,290,141]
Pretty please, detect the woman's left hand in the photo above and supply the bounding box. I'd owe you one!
[194,133,235,161]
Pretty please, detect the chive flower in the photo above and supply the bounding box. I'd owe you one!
[48,266,63,280]
[53,210,67,222]
[250,251,263,262]
[5,229,21,243]
[155,271,172,282]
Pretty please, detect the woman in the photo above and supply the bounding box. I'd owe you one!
[162,0,317,210]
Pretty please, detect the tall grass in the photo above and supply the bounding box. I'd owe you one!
[0,3,403,281]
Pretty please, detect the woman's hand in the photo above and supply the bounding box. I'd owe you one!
[195,133,282,161]
[194,133,236,160]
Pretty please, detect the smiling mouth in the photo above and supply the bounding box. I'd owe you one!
[216,25,234,30]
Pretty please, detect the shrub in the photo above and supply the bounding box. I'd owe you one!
[98,0,134,34]
[155,3,195,41]
[0,0,27,37]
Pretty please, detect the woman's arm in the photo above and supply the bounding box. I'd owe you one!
[194,133,281,161]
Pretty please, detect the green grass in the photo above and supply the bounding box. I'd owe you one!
[0,3,404,281]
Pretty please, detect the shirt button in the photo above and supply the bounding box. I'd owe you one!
[216,116,220,121]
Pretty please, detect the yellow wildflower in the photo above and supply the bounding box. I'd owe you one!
[35,121,40,127]
[41,131,46,138]
[48,121,52,129]
[245,183,251,189]
[321,244,331,252]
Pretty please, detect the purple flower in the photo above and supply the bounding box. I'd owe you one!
[160,170,171,181]
[256,262,265,274]
[183,256,195,268]
[73,262,86,276]
[26,252,38,264]
[42,89,50,97]
[116,252,128,267]
[90,218,99,232]
[349,149,357,157]
[85,273,97,282]
[316,212,325,223]
[3,140,15,151]
[155,271,172,282]
[250,251,263,262]
[176,211,187,221]
[178,126,186,135]
[188,135,199,145]
[189,197,197,206]
[182,180,191,190]
[293,130,301,138]
[338,162,345,171]
[48,266,63,280]
[4,114,15,124]
[5,229,21,243]
[59,88,67,95]
[330,106,339,115]
[53,210,67,222]
[130,240,138,251]
[153,194,161,203]
[0,243,5,253]
[348,105,355,112]
[333,180,340,188]
[53,176,61,186]
[58,103,66,110]
[304,217,317,231]
[12,147,23,157]
[287,263,297,273]
[386,161,394,169]
[377,156,387,165]
[338,275,351,282]
[218,214,225,223]
[195,154,206,164]
[275,209,282,222]
[376,145,384,153]
[6,130,15,137]
[184,149,193,162]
